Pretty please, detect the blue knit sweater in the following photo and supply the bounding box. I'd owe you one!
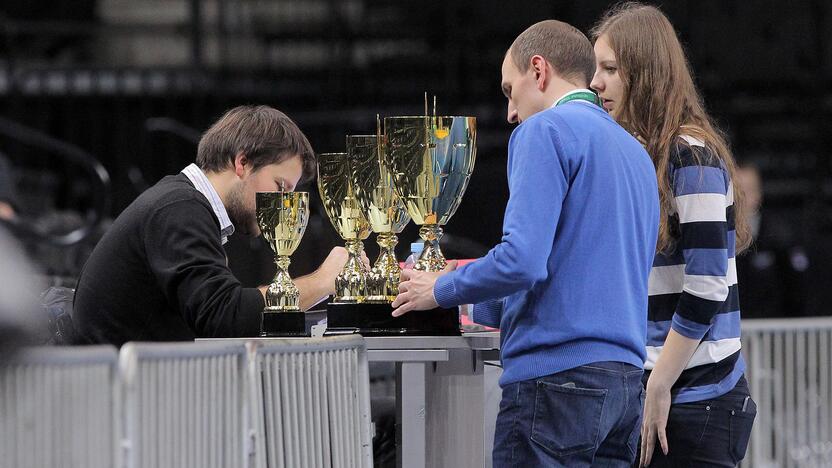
[434,101,659,386]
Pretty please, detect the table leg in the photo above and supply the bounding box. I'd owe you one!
[396,362,426,468]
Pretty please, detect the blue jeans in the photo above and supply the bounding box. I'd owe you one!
[493,362,644,467]
[643,376,756,467]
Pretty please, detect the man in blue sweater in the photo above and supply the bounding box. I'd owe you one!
[392,20,659,467]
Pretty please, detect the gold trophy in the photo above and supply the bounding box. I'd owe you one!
[256,191,309,336]
[317,152,371,302]
[383,113,476,271]
[347,133,411,302]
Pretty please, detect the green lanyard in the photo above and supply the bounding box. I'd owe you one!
[555,90,601,107]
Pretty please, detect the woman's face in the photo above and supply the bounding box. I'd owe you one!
[590,34,624,115]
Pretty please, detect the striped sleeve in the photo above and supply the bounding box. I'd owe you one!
[670,146,730,340]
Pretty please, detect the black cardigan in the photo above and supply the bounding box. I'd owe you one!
[73,174,265,346]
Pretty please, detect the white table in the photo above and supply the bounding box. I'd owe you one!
[201,331,502,468]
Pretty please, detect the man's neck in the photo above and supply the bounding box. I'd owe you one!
[203,169,237,206]
[544,80,584,108]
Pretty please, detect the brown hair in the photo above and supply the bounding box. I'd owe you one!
[591,2,750,254]
[510,20,595,87]
[197,105,316,182]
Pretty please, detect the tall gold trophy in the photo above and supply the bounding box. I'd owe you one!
[322,107,475,336]
[347,133,411,302]
[383,114,477,271]
[317,152,371,302]
[256,191,309,336]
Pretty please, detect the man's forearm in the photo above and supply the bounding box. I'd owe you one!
[257,272,331,312]
[295,272,331,311]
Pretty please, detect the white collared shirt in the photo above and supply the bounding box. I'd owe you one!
[181,163,235,244]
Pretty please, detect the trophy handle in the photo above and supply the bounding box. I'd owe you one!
[414,224,446,272]
[335,239,368,302]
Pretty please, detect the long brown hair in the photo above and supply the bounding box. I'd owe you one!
[591,2,750,254]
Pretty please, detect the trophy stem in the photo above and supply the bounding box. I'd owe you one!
[414,224,446,272]
[335,239,368,303]
[264,255,300,312]
[367,232,401,302]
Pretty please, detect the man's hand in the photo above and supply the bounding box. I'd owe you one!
[391,261,457,317]
[640,381,672,467]
[315,247,350,296]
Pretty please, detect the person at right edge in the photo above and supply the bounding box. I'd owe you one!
[591,3,756,467]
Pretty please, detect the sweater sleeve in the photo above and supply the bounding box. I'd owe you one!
[432,115,569,307]
[143,199,265,338]
[669,147,730,340]
[471,299,504,328]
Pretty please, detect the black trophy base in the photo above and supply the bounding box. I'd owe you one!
[261,311,309,337]
[325,302,461,336]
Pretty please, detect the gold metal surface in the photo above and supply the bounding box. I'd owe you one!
[256,191,309,313]
[347,134,411,302]
[317,152,370,302]
[383,115,476,271]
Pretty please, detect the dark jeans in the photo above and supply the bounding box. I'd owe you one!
[493,362,644,467]
[643,376,756,467]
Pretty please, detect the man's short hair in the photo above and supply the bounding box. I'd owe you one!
[510,20,595,87]
[197,105,315,181]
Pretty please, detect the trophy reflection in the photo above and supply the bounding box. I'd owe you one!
[256,191,309,336]
[383,115,476,271]
[317,152,371,302]
[347,134,411,302]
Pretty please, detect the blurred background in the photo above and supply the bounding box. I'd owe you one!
[0,0,828,317]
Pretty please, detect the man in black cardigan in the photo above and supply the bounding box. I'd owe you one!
[73,105,346,346]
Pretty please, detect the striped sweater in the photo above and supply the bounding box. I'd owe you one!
[645,135,745,404]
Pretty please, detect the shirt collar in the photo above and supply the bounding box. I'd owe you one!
[181,163,235,244]
[550,88,596,108]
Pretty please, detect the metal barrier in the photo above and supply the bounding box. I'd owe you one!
[0,345,119,468]
[249,335,373,468]
[119,341,250,468]
[743,317,832,468]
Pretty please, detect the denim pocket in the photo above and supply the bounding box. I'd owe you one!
[729,397,757,463]
[530,380,607,458]
[626,385,646,459]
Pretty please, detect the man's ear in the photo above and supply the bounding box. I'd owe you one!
[233,152,248,178]
[530,55,548,91]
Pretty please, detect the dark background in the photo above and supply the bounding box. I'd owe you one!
[0,0,828,316]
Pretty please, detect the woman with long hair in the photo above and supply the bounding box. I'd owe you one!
[590,3,756,467]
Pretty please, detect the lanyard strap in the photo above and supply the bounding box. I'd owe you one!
[555,91,600,107]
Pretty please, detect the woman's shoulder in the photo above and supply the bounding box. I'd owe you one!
[671,133,721,170]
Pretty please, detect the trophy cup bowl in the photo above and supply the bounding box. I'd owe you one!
[317,152,371,302]
[347,134,410,302]
[383,115,476,271]
[256,191,309,336]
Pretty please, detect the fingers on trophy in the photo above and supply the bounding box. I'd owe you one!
[256,191,309,335]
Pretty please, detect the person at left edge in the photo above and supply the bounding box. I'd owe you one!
[73,105,348,346]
